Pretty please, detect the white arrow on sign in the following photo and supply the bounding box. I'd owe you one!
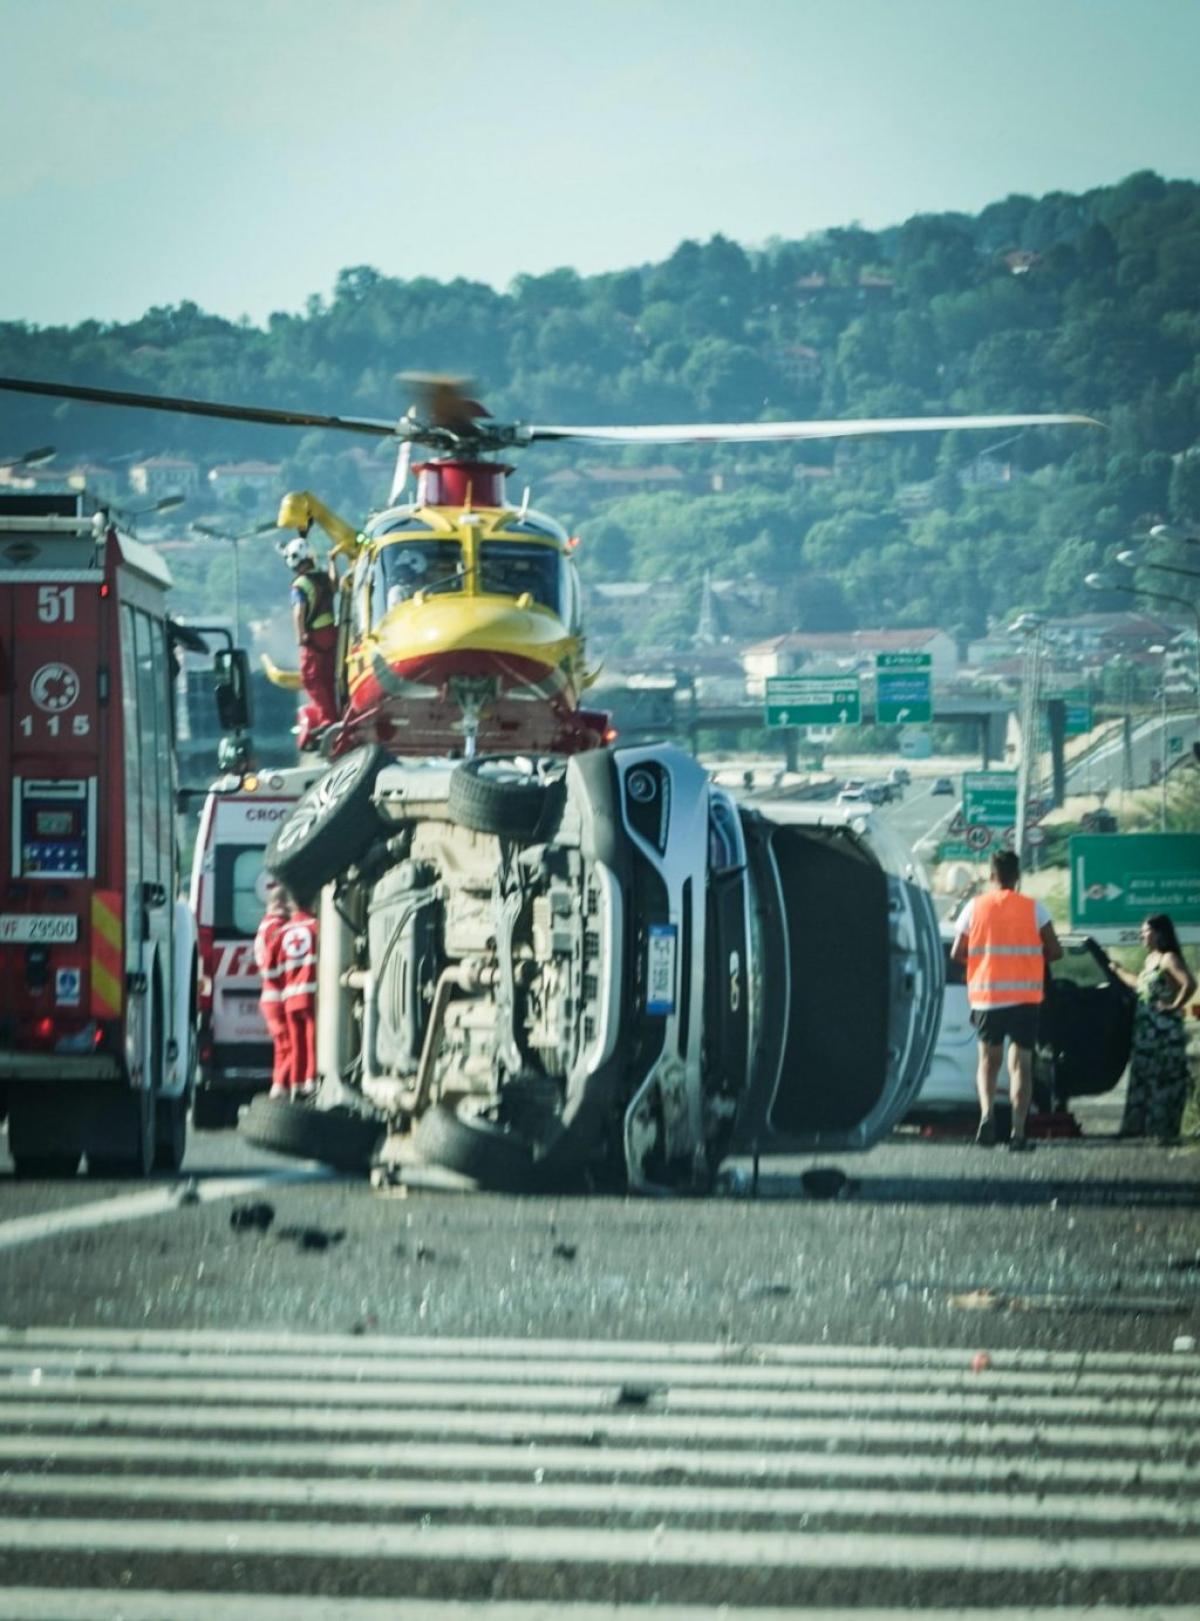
[1085,882,1123,902]
[838,708,848,722]
[896,707,910,721]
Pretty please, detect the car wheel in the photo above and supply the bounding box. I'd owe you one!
[239,1094,383,1173]
[267,745,390,906]
[447,756,565,841]
[412,1103,543,1191]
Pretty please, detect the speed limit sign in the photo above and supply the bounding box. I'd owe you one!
[1026,825,1047,847]
[966,824,992,852]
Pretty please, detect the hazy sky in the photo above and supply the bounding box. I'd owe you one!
[2,0,1197,327]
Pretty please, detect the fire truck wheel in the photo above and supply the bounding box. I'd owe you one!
[7,1100,82,1177]
[87,1089,155,1178]
[447,757,566,841]
[412,1104,542,1191]
[240,1094,384,1173]
[154,1090,188,1173]
[267,745,390,907]
[192,1088,239,1130]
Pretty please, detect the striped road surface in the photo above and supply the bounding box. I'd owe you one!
[0,1326,1198,1616]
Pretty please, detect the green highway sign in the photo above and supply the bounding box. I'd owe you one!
[1169,735,1184,755]
[963,771,1017,828]
[876,652,932,670]
[875,659,933,725]
[1070,833,1200,944]
[1064,702,1093,736]
[764,674,861,728]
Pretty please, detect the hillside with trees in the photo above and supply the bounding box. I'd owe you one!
[2,169,1198,651]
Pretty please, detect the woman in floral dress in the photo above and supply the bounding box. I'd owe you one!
[1102,914,1196,1140]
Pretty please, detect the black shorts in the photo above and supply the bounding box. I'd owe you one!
[973,1004,1040,1049]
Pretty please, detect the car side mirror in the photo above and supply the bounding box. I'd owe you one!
[213,648,253,732]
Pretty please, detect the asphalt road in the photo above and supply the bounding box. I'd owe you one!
[1,1115,1199,1615]
[2,776,1197,1615]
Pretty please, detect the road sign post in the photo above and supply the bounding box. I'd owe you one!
[875,653,933,725]
[764,674,861,729]
[1070,833,1200,943]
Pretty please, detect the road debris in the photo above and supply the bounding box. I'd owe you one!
[229,1201,275,1234]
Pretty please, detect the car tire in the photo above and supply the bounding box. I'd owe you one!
[412,1103,543,1191]
[447,757,564,841]
[267,745,390,905]
[239,1094,383,1173]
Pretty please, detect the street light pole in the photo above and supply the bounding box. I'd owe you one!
[1150,644,1168,831]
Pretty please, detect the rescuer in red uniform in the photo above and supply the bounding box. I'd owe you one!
[284,537,339,745]
[279,896,319,1098]
[254,883,292,1100]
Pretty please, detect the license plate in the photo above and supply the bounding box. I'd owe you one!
[0,913,79,945]
[645,923,677,1015]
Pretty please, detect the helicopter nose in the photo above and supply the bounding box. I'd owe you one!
[384,594,573,661]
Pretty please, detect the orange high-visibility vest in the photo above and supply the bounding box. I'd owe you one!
[966,889,1045,1009]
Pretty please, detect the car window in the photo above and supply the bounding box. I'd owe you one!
[214,844,265,939]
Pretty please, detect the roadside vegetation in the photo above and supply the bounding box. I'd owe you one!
[2,171,1198,647]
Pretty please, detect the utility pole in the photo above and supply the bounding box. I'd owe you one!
[1012,615,1043,862]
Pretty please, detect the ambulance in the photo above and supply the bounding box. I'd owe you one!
[188,765,319,1126]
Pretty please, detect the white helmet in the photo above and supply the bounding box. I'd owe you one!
[282,536,312,569]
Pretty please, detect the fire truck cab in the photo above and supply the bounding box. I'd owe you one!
[0,494,198,1176]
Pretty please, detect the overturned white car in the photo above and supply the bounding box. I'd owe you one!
[245,745,943,1192]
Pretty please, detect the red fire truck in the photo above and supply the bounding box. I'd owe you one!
[0,493,199,1176]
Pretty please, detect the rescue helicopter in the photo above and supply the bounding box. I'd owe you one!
[0,371,1099,757]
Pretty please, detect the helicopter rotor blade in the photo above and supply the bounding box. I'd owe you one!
[522,413,1104,446]
[0,376,400,438]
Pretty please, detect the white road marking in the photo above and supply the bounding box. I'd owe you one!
[1,1346,1197,1394]
[2,1596,1194,1621]
[4,1325,1198,1373]
[4,1470,1195,1525]
[2,1517,1199,1570]
[4,1372,1197,1422]
[0,1398,1190,1450]
[0,1167,336,1251]
[2,1431,1195,1488]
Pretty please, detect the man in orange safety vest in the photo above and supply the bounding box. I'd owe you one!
[952,848,1061,1152]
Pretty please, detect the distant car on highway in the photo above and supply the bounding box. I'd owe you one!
[837,787,869,807]
[931,776,955,796]
[888,766,911,787]
[863,782,894,805]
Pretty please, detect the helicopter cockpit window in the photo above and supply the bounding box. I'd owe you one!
[376,540,465,616]
[479,542,564,615]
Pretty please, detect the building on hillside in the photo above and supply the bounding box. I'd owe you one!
[741,627,957,697]
[129,455,200,500]
[67,464,123,503]
[1043,612,1181,657]
[207,461,283,497]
